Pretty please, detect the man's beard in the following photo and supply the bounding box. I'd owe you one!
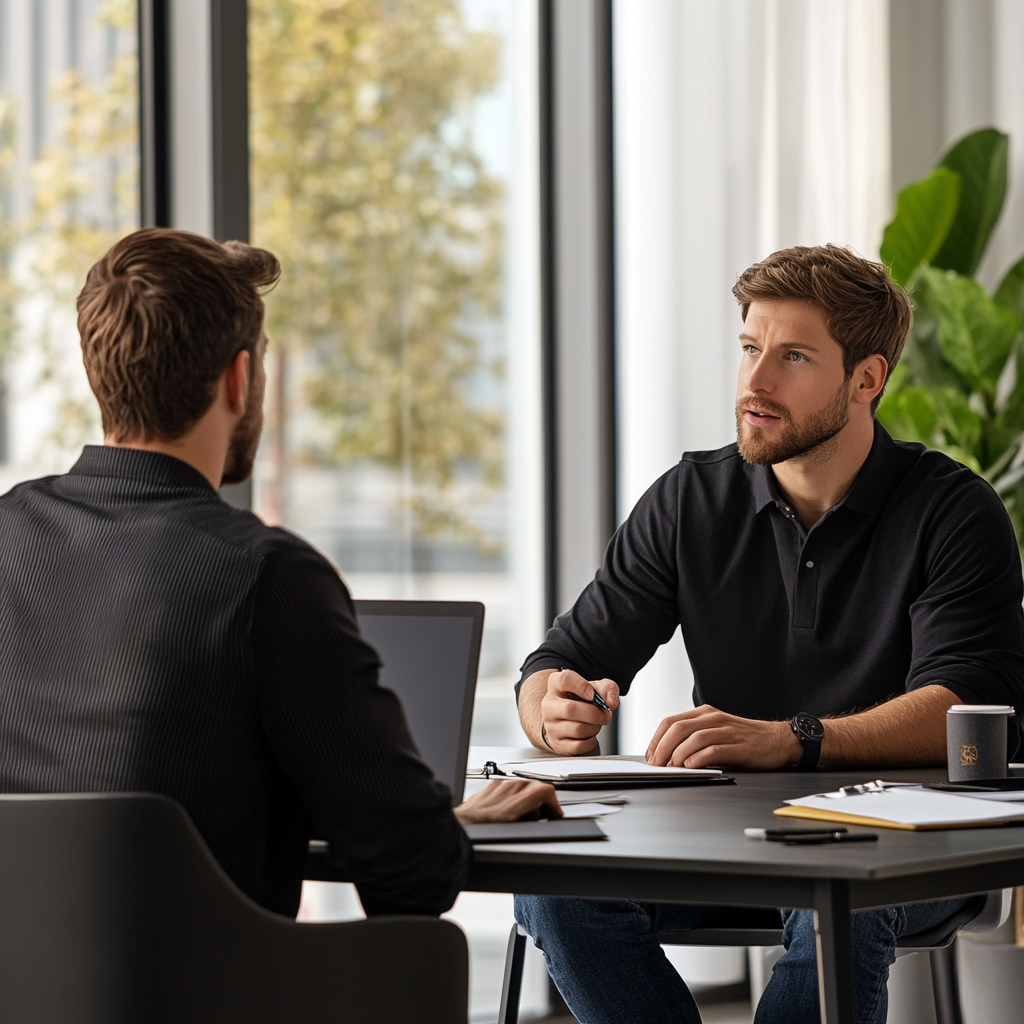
[735,382,850,466]
[221,381,264,485]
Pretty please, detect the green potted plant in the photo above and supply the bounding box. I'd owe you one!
[878,127,1024,545]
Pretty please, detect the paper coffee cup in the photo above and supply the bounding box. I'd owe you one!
[947,705,1015,782]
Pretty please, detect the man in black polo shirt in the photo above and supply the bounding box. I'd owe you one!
[513,245,1024,1024]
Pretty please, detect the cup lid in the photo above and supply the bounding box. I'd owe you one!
[947,704,1015,715]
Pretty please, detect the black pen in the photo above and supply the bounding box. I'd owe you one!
[744,827,847,839]
[781,832,878,845]
[559,666,611,712]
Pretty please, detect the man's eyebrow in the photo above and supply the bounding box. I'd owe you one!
[738,333,822,352]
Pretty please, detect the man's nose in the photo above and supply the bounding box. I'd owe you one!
[744,355,773,394]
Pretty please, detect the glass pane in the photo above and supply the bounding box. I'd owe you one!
[249,0,543,751]
[0,0,138,494]
[249,5,544,1015]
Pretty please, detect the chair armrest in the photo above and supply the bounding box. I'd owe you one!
[961,889,1012,933]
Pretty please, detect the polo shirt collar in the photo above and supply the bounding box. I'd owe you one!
[70,445,217,494]
[749,418,898,518]
[841,419,898,516]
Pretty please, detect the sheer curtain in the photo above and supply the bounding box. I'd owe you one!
[614,0,892,755]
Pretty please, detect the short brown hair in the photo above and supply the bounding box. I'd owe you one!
[77,228,280,441]
[732,244,912,411]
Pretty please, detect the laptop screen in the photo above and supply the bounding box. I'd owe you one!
[354,600,484,805]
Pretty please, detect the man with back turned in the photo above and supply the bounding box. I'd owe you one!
[514,245,1024,1024]
[0,228,556,921]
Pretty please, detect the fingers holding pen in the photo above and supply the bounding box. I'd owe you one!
[539,669,620,754]
[549,669,620,710]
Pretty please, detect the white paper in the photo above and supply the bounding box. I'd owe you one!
[500,757,722,781]
[558,792,630,805]
[947,790,1024,803]
[559,803,624,819]
[785,788,1024,826]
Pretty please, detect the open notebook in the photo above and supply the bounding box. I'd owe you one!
[499,755,730,788]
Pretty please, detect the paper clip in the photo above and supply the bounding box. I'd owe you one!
[467,761,509,779]
[824,780,897,799]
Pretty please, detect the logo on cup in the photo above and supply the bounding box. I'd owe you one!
[960,744,979,767]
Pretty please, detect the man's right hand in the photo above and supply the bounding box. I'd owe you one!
[519,668,620,755]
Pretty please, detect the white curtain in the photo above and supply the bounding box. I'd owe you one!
[979,0,1024,290]
[614,0,892,755]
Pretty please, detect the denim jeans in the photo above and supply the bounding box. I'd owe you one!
[514,894,973,1024]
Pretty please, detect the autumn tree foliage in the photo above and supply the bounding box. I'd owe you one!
[249,0,506,539]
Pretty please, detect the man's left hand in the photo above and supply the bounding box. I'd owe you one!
[646,704,802,770]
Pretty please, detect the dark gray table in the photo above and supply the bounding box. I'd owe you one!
[305,749,1024,1024]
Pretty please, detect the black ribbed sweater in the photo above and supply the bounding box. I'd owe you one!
[0,446,470,917]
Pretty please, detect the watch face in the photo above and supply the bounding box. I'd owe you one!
[794,713,825,742]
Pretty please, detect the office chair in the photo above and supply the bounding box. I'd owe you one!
[0,793,469,1024]
[498,892,1010,1024]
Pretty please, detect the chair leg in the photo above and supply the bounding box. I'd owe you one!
[928,941,964,1024]
[498,923,528,1024]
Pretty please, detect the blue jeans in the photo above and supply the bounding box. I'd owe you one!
[514,895,973,1024]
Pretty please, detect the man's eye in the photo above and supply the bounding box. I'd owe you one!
[742,345,758,355]
[787,351,807,362]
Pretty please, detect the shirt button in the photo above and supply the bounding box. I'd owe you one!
[805,560,814,568]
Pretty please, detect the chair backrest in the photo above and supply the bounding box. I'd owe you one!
[0,793,468,1024]
[355,599,484,804]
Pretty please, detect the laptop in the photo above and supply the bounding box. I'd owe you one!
[354,600,484,805]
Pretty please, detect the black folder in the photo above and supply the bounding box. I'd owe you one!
[465,819,608,844]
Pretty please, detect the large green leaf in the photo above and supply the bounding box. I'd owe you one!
[913,267,1020,399]
[880,168,960,286]
[877,386,938,445]
[998,341,1024,431]
[897,309,970,393]
[995,256,1024,319]
[931,387,984,461]
[932,128,1009,277]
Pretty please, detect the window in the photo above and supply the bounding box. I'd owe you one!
[249,0,543,750]
[248,4,548,1016]
[0,0,138,495]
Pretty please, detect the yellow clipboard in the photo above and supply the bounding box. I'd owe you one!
[774,804,1013,831]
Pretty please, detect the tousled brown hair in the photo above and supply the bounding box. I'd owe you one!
[77,228,281,442]
[732,244,912,411]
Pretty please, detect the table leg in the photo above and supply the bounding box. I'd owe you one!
[814,879,854,1024]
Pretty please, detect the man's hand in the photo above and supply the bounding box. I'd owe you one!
[454,779,562,825]
[646,704,802,770]
[518,668,620,755]
[646,687,964,770]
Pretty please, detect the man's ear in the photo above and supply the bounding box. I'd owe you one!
[852,354,888,406]
[223,350,251,416]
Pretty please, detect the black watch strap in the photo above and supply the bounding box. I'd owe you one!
[790,713,824,771]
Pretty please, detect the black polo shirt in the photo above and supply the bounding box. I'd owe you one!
[519,421,1024,724]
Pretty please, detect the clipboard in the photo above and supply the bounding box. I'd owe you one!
[776,784,1024,831]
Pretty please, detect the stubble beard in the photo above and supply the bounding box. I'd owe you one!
[735,381,851,467]
[221,380,265,486]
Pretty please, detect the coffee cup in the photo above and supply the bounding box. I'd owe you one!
[946,705,1015,782]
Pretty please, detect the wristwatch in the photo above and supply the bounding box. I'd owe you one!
[790,713,825,770]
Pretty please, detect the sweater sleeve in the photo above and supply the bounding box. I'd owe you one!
[252,537,470,916]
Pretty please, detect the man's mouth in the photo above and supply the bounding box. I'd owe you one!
[743,407,782,422]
